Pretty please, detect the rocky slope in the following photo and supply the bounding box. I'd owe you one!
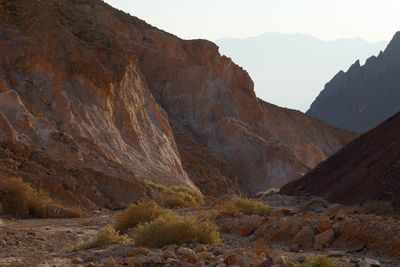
[0,0,354,203]
[281,112,400,210]
[307,32,400,133]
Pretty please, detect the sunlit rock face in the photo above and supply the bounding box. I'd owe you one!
[0,0,355,200]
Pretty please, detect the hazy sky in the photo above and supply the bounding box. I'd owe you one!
[104,0,398,42]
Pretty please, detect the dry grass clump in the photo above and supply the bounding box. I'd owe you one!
[361,200,395,215]
[0,177,82,219]
[74,225,130,250]
[113,201,170,232]
[214,196,270,216]
[234,197,271,216]
[257,188,280,198]
[295,255,334,267]
[132,212,221,247]
[137,177,204,208]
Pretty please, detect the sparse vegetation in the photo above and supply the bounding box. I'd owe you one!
[113,201,170,232]
[257,188,280,197]
[213,196,271,216]
[234,197,271,216]
[0,177,82,219]
[74,225,131,250]
[301,197,330,212]
[132,213,221,247]
[361,200,395,215]
[295,255,334,267]
[136,177,204,208]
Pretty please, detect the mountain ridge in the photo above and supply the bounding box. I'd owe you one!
[307,31,400,133]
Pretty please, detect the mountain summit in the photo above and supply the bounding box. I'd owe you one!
[307,32,400,133]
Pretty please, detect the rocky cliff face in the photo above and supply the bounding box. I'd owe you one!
[307,32,400,133]
[0,0,355,203]
[281,112,400,209]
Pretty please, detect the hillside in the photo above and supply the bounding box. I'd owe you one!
[308,32,400,133]
[0,0,354,203]
[281,112,400,209]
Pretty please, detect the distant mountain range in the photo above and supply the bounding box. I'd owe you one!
[216,32,387,111]
[308,32,400,133]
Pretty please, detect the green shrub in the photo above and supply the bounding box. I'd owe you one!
[113,201,170,232]
[132,213,221,247]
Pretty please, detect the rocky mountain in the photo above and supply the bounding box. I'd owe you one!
[217,32,386,111]
[0,0,355,205]
[281,112,400,209]
[307,32,400,133]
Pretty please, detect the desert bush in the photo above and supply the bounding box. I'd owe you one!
[137,177,204,208]
[132,213,221,247]
[113,201,170,232]
[0,177,82,218]
[213,196,271,216]
[257,188,280,198]
[234,197,271,216]
[361,200,394,215]
[159,187,204,208]
[74,225,130,250]
[301,197,330,212]
[295,255,334,267]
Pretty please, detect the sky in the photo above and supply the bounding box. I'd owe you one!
[104,0,399,42]
[104,0,399,109]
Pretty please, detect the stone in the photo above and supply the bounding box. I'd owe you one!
[71,257,83,264]
[292,226,315,248]
[258,258,273,267]
[224,255,243,266]
[314,229,335,249]
[127,247,150,257]
[163,250,178,260]
[86,262,96,267]
[272,255,286,265]
[358,258,381,267]
[177,247,197,263]
[197,251,214,261]
[148,253,162,264]
[327,251,346,257]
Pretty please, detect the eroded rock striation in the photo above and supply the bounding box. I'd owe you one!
[308,32,400,133]
[0,0,355,203]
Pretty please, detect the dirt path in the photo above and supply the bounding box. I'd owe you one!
[0,214,111,267]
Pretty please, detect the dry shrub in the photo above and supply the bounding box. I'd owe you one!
[74,225,130,250]
[214,197,270,216]
[0,177,82,218]
[234,197,271,216]
[113,201,170,232]
[139,178,204,208]
[257,188,280,198]
[295,255,334,267]
[361,200,394,215]
[132,213,221,247]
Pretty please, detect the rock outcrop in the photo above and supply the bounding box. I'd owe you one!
[281,112,400,210]
[307,32,400,133]
[0,0,355,202]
